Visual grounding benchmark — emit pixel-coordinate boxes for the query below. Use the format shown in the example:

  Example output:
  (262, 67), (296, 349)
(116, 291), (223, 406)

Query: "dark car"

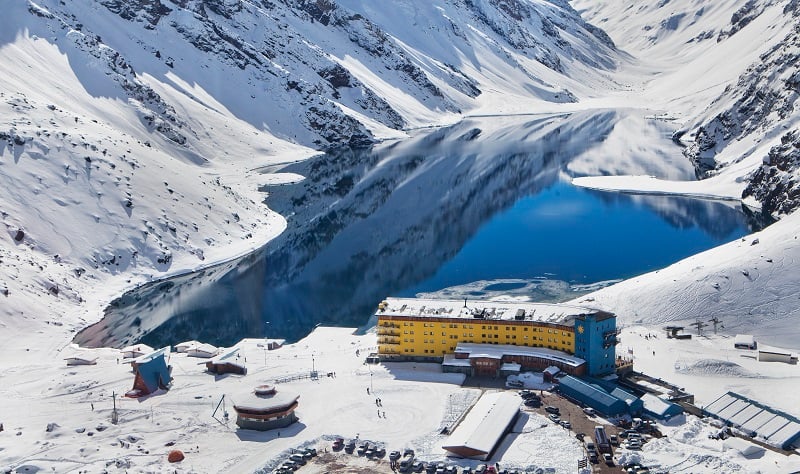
(545, 406), (560, 415)
(411, 461), (424, 472)
(390, 450), (402, 460)
(344, 440), (356, 453)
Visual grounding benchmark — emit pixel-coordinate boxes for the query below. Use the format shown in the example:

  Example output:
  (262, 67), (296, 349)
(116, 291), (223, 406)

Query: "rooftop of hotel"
(376, 297), (611, 325)
(448, 342), (586, 368)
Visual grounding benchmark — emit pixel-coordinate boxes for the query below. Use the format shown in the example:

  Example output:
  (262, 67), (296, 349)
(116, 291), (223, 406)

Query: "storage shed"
(641, 393), (683, 420)
(206, 347), (247, 375)
(757, 349), (798, 364)
(442, 392), (520, 460)
(556, 375), (629, 417)
(734, 335), (756, 350)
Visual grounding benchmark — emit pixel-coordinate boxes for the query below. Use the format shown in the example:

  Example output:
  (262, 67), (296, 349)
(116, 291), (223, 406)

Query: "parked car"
(332, 438), (344, 450)
(289, 454), (306, 465)
(475, 464), (487, 474)
(304, 447), (317, 457)
(410, 461), (423, 472)
(586, 441), (596, 453)
(560, 420), (571, 429)
(588, 451), (598, 464)
(545, 406), (560, 415)
(583, 407), (596, 416)
(603, 453), (614, 465)
(507, 380), (524, 388)
(344, 440), (356, 453)
(548, 413), (560, 422)
(610, 435), (619, 446)
(390, 450), (402, 460)
(375, 447), (386, 458)
(524, 399), (541, 408)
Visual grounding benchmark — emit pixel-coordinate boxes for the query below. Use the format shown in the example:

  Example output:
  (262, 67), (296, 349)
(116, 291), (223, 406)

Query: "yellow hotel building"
(376, 297), (619, 376)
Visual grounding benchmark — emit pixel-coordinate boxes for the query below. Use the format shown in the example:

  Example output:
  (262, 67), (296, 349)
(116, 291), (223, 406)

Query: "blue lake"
(401, 181), (750, 295)
(75, 112), (764, 348)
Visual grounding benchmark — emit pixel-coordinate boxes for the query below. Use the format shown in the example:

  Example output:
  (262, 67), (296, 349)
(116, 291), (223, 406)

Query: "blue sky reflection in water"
(401, 182), (751, 296)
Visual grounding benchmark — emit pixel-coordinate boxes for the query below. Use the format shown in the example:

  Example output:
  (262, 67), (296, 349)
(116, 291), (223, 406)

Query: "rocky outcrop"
(743, 130), (800, 217)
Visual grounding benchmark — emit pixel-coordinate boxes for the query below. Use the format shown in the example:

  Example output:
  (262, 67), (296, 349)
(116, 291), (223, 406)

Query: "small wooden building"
(127, 347), (172, 398)
(206, 347), (247, 375)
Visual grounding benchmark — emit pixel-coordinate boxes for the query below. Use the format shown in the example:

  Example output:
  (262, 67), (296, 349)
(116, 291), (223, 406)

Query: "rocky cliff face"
(743, 130), (800, 217)
(684, 4), (800, 177)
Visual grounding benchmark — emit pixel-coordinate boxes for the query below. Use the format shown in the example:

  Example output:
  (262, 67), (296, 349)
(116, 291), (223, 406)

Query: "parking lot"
(521, 391), (625, 473)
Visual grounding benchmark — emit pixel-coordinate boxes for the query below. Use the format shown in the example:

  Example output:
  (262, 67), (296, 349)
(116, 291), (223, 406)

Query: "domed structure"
(233, 386), (299, 431)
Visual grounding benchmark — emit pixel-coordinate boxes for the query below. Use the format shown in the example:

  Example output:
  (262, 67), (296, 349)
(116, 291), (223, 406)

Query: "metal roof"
(442, 391), (520, 460)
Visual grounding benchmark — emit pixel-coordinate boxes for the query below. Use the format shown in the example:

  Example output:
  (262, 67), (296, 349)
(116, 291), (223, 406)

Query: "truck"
(594, 425), (612, 454)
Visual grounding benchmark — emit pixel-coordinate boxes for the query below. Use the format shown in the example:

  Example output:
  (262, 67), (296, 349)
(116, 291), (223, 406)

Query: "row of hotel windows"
(405, 330), (572, 337)
(400, 338), (571, 349)
(400, 343), (573, 353)
(405, 335), (569, 342)
(402, 321), (570, 335)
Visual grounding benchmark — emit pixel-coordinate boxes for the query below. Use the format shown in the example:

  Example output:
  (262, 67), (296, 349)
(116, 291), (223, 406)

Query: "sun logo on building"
(577, 325), (584, 334)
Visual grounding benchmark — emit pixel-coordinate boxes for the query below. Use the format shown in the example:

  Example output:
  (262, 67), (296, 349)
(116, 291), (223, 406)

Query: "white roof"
(442, 391), (520, 459)
(377, 297), (608, 325)
(501, 362), (521, 371)
(760, 416), (790, 439)
(442, 355), (472, 367)
(742, 411), (780, 434)
(729, 405), (764, 427)
(132, 346), (170, 364)
(717, 399), (750, 420)
(641, 393), (673, 417)
(233, 389), (299, 412)
(704, 393), (737, 415)
(455, 343), (585, 368)
(120, 344), (154, 357)
(187, 343), (219, 357)
(706, 392), (800, 448)
(734, 334), (755, 344)
(209, 347), (245, 368)
(175, 340), (200, 352)
(768, 420), (800, 446)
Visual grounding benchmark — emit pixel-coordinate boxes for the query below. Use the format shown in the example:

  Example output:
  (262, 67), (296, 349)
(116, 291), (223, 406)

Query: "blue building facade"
(557, 375), (629, 417)
(573, 311), (618, 376)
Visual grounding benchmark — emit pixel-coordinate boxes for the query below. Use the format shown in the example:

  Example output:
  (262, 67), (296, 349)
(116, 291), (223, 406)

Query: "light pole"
(264, 321), (271, 365)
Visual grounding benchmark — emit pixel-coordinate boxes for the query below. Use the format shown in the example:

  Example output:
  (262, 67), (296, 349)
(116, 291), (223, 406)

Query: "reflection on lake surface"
(75, 111), (763, 348)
